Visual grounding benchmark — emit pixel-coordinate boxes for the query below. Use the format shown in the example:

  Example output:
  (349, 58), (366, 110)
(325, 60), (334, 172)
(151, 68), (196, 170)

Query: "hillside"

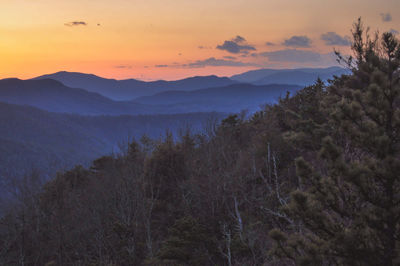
(0, 101), (224, 178)
(133, 83), (302, 113)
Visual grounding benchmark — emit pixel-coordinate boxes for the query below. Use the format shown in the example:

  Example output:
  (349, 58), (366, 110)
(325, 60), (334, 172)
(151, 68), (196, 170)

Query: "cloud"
(390, 29), (399, 35)
(216, 36), (256, 54)
(223, 56), (237, 60)
(265, 42), (275, 46)
(198, 45), (212, 49)
(155, 64), (169, 68)
(64, 21), (87, 27)
(186, 57), (257, 68)
(216, 41), (256, 54)
(232, 35), (246, 43)
(283, 35), (311, 47)
(114, 65), (132, 69)
(259, 49), (321, 62)
(381, 13), (392, 22)
(321, 32), (351, 46)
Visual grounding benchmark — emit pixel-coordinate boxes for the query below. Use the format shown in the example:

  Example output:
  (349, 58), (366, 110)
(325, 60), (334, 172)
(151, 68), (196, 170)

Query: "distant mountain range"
(33, 67), (348, 100)
(133, 83), (301, 113)
(0, 78), (301, 115)
(34, 72), (236, 100)
(231, 66), (349, 85)
(0, 78), (163, 115)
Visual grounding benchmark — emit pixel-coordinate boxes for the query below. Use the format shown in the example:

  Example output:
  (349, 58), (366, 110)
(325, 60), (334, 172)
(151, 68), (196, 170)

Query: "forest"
(0, 19), (399, 265)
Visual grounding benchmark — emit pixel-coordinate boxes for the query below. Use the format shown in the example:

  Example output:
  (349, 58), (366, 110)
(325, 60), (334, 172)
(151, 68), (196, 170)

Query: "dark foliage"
(0, 20), (398, 265)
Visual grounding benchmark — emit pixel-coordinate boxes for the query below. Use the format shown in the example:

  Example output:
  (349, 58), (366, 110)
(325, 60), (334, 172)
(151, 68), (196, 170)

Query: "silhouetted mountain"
(0, 101), (223, 178)
(0, 78), (164, 115)
(0, 78), (300, 115)
(34, 72), (237, 100)
(231, 67), (349, 85)
(133, 83), (302, 113)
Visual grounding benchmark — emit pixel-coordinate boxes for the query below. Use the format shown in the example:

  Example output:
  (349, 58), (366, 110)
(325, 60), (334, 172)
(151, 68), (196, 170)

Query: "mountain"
(0, 102), (107, 177)
(231, 67), (349, 86)
(0, 78), (300, 115)
(33, 72), (237, 100)
(133, 83), (302, 113)
(0, 78), (164, 115)
(0, 101), (223, 178)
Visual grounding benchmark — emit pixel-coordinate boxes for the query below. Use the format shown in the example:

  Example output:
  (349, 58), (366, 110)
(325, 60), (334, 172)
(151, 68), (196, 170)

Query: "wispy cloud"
(216, 36), (256, 54)
(321, 32), (351, 46)
(64, 21), (87, 27)
(265, 42), (275, 46)
(186, 57), (257, 68)
(223, 56), (237, 60)
(283, 35), (311, 48)
(381, 12), (392, 22)
(114, 65), (132, 69)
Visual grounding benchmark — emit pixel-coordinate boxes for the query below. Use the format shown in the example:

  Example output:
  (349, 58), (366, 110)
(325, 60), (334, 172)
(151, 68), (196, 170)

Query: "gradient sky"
(1, 0), (399, 80)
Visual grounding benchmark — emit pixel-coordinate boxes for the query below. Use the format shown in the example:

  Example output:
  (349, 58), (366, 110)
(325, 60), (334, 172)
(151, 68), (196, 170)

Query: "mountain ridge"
(32, 67), (347, 100)
(33, 72), (237, 100)
(231, 66), (349, 85)
(133, 83), (302, 113)
(0, 78), (301, 115)
(0, 78), (164, 115)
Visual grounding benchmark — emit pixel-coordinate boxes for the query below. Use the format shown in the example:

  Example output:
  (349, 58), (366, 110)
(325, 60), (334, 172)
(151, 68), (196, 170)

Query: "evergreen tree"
(270, 19), (400, 265)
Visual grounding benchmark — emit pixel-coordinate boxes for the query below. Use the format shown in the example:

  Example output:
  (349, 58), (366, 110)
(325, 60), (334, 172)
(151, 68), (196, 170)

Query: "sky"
(0, 0), (399, 80)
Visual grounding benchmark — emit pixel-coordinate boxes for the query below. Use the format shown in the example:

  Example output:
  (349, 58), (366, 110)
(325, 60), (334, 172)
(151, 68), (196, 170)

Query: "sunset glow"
(1, 0), (399, 80)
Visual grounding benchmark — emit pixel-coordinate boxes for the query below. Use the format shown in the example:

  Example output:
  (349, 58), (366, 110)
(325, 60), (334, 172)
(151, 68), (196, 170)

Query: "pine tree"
(274, 78), (328, 152)
(270, 19), (400, 265)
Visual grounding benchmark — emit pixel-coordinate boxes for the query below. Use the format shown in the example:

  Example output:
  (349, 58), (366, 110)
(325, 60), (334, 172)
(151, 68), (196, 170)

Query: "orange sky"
(0, 0), (399, 80)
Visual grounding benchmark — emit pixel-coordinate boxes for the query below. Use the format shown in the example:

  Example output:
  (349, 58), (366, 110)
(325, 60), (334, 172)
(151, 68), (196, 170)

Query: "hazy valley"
(0, 67), (346, 179)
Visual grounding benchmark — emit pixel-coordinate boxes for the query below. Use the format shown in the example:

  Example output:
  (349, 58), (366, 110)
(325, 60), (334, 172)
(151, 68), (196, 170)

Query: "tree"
(157, 216), (216, 265)
(270, 19), (400, 265)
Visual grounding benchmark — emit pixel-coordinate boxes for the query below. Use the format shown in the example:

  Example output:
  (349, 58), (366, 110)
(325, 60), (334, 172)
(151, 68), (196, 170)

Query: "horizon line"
(1, 65), (344, 82)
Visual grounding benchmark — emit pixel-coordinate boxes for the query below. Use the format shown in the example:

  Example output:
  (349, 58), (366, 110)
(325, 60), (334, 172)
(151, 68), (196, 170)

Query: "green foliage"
(274, 78), (328, 151)
(270, 19), (400, 265)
